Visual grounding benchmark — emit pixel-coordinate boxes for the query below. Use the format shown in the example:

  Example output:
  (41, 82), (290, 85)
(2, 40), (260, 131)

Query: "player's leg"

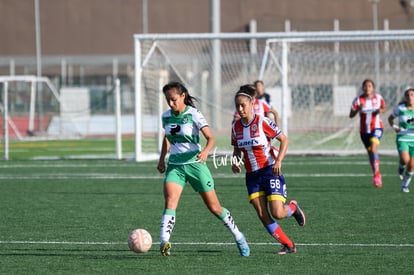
(398, 157), (407, 180)
(268, 199), (305, 226)
(401, 145), (414, 193)
(250, 196), (295, 254)
(159, 165), (186, 256)
(245, 167), (300, 254)
(361, 131), (382, 187)
(199, 190), (250, 256)
(370, 140), (382, 187)
(371, 129), (384, 186)
(160, 182), (183, 256)
(190, 162), (250, 256)
(264, 174), (306, 226)
(397, 141), (408, 180)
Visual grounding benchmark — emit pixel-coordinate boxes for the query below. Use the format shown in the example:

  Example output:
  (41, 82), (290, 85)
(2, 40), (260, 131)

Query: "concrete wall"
(1, 0), (413, 56)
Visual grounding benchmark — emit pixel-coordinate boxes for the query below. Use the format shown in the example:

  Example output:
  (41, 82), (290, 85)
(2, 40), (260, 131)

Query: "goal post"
(133, 30), (414, 161)
(0, 75), (125, 160)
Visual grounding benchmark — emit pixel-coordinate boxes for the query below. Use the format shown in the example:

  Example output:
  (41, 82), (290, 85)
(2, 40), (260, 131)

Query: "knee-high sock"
(370, 153), (380, 175)
(218, 207), (243, 241)
(266, 222), (293, 247)
(160, 209), (176, 243)
(403, 171), (413, 187)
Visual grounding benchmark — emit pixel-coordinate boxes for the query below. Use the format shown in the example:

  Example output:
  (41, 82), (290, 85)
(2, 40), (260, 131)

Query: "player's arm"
(349, 106), (360, 118)
(270, 107), (280, 127)
(388, 113), (400, 132)
(378, 99), (387, 114)
(349, 98), (360, 118)
(273, 132), (288, 176)
(198, 126), (215, 163)
(157, 135), (170, 173)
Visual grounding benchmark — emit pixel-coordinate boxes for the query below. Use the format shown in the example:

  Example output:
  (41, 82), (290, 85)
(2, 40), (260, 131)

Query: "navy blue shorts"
(245, 165), (287, 203)
(360, 128), (383, 149)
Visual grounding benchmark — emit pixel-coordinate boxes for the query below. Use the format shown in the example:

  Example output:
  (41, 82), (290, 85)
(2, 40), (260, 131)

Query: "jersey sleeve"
(379, 95), (386, 108)
(231, 121), (238, 146)
(260, 99), (271, 113)
(391, 105), (401, 118)
(193, 108), (209, 129)
(262, 117), (281, 139)
(161, 110), (169, 129)
(351, 96), (360, 111)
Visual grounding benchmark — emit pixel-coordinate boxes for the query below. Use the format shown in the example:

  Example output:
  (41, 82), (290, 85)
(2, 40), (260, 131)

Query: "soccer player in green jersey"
(157, 81), (250, 256)
(388, 88), (414, 193)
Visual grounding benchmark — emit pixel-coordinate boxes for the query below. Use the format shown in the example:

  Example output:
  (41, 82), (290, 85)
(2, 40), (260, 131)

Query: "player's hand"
(392, 125), (401, 132)
(372, 108), (380, 115)
(232, 163), (241, 173)
(272, 160), (282, 176)
(196, 150), (208, 163)
(157, 160), (166, 173)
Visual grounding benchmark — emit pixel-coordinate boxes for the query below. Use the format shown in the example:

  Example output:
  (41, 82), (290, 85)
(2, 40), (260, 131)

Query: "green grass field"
(1, 155), (414, 274)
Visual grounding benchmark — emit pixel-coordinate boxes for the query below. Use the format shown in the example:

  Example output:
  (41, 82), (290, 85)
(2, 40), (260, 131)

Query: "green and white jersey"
(162, 105), (208, 165)
(391, 103), (414, 142)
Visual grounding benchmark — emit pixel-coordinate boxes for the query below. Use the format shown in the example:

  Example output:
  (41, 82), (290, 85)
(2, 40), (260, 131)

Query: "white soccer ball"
(128, 228), (152, 253)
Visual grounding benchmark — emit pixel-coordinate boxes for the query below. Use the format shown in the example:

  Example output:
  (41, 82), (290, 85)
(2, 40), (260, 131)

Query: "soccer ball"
(128, 228), (152, 253)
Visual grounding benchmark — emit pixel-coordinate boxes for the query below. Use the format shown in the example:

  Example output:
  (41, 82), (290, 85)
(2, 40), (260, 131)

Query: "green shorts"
(396, 138), (414, 157)
(164, 162), (215, 192)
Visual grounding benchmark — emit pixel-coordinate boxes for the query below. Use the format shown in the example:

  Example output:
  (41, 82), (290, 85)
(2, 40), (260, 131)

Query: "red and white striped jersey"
(231, 114), (281, 173)
(351, 93), (385, 133)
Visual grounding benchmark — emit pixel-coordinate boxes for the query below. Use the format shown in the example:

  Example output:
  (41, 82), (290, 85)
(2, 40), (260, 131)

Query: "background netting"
(137, 35), (414, 156)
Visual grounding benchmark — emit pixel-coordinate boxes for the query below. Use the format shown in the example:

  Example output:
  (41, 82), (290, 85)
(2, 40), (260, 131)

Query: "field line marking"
(1, 240), (413, 247)
(0, 173), (401, 180)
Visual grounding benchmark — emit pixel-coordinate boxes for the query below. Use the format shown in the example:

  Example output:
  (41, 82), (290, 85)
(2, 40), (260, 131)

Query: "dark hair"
(254, 80), (264, 86)
(162, 81), (197, 108)
(239, 84), (256, 93)
(235, 84), (256, 100)
(399, 87), (414, 105)
(362, 79), (375, 89)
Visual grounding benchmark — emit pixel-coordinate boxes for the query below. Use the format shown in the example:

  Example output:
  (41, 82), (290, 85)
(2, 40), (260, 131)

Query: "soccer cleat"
(290, 200), (306, 226)
(373, 174), (382, 188)
(276, 244), (297, 255)
(160, 241), (171, 256)
(235, 234), (250, 256)
(398, 166), (405, 180)
(402, 185), (410, 193)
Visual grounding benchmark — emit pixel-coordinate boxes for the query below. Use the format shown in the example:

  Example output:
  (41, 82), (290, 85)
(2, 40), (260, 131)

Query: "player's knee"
(257, 211), (273, 225)
(270, 207), (286, 220)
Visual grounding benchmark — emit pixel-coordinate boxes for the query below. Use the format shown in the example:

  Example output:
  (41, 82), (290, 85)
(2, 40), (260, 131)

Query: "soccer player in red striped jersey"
(350, 79), (387, 187)
(231, 85), (306, 255)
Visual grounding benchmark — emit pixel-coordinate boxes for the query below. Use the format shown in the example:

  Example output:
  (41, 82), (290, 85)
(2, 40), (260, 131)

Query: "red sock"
(288, 203), (296, 214)
(273, 226), (294, 247)
(375, 159), (380, 175)
(371, 159), (380, 175)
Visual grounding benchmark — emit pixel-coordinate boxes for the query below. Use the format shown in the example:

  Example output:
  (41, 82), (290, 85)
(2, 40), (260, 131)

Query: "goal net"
(0, 76), (125, 160)
(133, 31), (414, 160)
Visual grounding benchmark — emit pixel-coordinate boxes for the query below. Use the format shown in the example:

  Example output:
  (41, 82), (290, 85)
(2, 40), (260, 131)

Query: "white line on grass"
(1, 240), (413, 247)
(0, 173), (400, 180)
(0, 161), (399, 169)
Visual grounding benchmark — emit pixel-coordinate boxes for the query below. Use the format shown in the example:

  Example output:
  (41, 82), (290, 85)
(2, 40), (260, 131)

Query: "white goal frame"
(0, 75), (124, 160)
(133, 30), (414, 161)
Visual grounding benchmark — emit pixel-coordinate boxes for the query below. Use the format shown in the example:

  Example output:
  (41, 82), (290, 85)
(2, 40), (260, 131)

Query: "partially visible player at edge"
(254, 80), (280, 126)
(231, 85), (306, 255)
(156, 81), (250, 257)
(349, 79), (387, 188)
(388, 88), (414, 193)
